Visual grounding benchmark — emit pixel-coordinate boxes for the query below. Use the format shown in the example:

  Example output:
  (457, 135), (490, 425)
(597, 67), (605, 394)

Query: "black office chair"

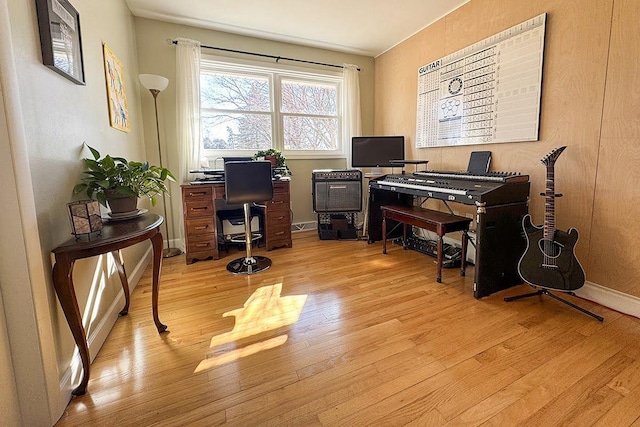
(224, 160), (273, 274)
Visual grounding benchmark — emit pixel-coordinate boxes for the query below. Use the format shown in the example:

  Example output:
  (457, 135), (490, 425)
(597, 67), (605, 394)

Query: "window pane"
(283, 116), (338, 150)
(201, 72), (270, 112)
(281, 80), (337, 115)
(202, 113), (272, 150)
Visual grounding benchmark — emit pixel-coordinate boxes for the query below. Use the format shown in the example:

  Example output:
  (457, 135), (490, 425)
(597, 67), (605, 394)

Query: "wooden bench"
(381, 205), (472, 283)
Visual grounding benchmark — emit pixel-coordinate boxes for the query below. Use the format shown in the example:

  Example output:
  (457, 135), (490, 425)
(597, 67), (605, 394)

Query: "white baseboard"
(58, 245), (153, 396)
(575, 281), (640, 319)
(169, 237), (185, 252)
(292, 221), (317, 232)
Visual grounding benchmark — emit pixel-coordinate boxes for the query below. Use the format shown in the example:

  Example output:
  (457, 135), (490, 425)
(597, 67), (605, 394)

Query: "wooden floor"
(55, 231), (640, 426)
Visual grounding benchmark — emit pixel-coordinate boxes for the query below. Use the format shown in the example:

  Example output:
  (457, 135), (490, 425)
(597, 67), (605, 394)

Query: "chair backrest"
(224, 160), (274, 205)
(223, 156), (253, 164)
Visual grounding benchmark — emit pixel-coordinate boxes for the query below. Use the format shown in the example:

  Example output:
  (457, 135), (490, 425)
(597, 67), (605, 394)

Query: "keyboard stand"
(389, 159), (429, 174)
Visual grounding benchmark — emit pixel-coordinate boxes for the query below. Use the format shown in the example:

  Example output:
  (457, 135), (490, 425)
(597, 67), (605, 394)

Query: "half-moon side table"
(52, 213), (167, 396)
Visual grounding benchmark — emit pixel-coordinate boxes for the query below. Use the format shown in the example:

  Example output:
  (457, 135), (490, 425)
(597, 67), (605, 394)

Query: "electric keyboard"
(370, 172), (529, 206)
(374, 175), (468, 196)
(367, 170), (531, 300)
(414, 170), (527, 183)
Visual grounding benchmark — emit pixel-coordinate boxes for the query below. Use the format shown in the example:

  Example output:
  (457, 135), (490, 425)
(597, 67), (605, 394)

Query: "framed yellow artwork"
(103, 43), (130, 132)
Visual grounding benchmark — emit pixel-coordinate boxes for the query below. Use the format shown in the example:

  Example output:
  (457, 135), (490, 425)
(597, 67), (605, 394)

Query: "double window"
(200, 58), (343, 159)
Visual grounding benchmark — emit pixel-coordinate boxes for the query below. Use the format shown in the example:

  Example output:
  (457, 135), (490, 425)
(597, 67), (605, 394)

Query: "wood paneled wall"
(375, 0), (640, 297)
(589, 0), (640, 293)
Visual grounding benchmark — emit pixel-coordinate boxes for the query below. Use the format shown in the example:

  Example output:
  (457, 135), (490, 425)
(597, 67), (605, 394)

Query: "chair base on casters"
(504, 287), (604, 322)
(226, 255), (272, 275)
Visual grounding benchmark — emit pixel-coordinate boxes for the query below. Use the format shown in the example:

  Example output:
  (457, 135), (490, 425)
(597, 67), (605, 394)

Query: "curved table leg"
(150, 231), (168, 333)
(52, 256), (90, 396)
(111, 250), (130, 315)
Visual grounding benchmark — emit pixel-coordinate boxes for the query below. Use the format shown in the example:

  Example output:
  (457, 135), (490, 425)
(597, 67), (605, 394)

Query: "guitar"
(517, 146), (586, 291)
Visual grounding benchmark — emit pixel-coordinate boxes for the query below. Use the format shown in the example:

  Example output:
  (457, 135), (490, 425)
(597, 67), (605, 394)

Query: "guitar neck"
(544, 165), (556, 239)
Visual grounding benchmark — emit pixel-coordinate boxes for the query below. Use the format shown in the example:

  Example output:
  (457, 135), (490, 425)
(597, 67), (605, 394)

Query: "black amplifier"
(312, 169), (362, 212)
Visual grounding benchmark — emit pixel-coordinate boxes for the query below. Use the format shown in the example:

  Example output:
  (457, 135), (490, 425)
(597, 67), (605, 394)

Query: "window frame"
(200, 55), (345, 163)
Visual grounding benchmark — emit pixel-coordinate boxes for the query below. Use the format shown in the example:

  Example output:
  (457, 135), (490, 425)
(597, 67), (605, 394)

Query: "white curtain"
(175, 38), (201, 183)
(343, 64), (362, 169)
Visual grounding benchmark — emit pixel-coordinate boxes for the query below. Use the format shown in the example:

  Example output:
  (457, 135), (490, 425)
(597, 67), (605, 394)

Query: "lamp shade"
(139, 74), (169, 92)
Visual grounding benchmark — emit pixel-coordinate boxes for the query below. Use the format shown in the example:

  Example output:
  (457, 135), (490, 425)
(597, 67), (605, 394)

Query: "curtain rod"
(169, 39), (360, 71)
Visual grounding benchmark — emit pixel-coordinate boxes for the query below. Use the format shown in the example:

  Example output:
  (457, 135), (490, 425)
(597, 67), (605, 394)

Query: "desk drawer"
(265, 197), (289, 212)
(186, 217), (215, 235)
(186, 233), (217, 253)
(183, 186), (213, 200)
(267, 224), (291, 240)
(265, 221), (291, 251)
(266, 210), (289, 224)
(185, 200), (214, 218)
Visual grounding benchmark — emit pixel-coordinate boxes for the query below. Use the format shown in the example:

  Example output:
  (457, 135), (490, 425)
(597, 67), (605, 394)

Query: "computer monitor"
(351, 136), (405, 168)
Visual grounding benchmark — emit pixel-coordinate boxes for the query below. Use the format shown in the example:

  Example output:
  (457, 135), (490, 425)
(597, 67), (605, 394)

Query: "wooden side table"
(52, 213), (167, 396)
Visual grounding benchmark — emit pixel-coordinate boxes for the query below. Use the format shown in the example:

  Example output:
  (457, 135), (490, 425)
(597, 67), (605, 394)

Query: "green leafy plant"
(73, 144), (176, 207)
(253, 148), (291, 176)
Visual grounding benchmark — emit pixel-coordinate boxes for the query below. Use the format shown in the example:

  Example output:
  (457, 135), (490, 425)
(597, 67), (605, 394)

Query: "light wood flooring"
(55, 231), (640, 426)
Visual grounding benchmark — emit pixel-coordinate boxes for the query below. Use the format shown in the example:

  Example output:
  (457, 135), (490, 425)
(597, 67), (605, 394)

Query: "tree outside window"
(200, 61), (342, 158)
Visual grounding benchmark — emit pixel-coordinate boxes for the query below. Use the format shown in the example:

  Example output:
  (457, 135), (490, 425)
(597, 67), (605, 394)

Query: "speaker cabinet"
(312, 170), (362, 212)
(473, 202), (528, 298)
(366, 186), (412, 242)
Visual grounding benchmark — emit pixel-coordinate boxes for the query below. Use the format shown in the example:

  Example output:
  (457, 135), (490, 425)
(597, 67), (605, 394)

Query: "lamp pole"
(139, 74), (181, 258)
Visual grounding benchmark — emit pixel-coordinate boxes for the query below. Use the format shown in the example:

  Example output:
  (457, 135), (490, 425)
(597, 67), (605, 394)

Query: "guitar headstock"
(541, 146), (567, 167)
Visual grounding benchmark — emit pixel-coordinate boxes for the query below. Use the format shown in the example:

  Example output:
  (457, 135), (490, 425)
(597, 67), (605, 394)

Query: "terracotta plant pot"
(264, 155), (277, 168)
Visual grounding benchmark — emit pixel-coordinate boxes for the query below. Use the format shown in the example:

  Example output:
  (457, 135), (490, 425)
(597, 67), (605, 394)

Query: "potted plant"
(73, 144), (176, 214)
(253, 148), (291, 176)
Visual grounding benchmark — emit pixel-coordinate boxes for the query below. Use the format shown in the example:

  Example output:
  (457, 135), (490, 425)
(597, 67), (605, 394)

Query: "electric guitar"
(517, 146), (585, 291)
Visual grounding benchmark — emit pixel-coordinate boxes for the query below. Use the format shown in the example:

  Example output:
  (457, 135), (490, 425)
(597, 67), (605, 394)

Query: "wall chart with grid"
(415, 13), (546, 148)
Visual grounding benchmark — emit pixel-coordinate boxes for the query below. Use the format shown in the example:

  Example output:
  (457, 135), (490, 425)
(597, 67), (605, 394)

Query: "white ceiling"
(125, 0), (470, 57)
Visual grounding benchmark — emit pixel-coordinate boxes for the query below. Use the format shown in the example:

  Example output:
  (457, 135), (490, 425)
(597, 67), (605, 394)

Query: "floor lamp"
(139, 73), (182, 258)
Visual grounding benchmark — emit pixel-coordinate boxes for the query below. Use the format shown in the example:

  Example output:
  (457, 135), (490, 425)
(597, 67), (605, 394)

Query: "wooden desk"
(52, 213), (166, 396)
(381, 205), (471, 283)
(181, 180), (292, 264)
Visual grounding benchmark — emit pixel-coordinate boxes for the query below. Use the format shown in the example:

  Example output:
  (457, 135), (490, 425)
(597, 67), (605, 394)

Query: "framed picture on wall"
(102, 44), (130, 132)
(35, 0), (85, 85)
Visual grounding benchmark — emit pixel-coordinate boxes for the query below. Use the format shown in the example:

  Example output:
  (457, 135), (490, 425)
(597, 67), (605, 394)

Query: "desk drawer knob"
(271, 200), (284, 205)
(191, 207), (208, 212)
(194, 243), (211, 248)
(275, 231), (285, 236)
(189, 191), (207, 196)
(194, 225), (209, 230)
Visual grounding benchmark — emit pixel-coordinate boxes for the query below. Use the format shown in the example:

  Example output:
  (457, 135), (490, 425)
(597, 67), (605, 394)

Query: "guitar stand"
(504, 287), (604, 322)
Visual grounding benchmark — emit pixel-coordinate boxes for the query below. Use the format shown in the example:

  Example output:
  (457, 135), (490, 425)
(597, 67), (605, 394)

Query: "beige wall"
(134, 17), (375, 227)
(589, 0), (640, 293)
(3, 0), (150, 424)
(375, 0), (640, 298)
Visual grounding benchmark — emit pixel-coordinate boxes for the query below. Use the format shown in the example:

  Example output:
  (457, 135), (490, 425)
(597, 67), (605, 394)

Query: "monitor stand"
(367, 167), (383, 177)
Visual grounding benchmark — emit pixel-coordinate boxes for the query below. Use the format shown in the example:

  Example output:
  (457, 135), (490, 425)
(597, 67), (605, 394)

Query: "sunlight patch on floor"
(195, 282), (307, 373)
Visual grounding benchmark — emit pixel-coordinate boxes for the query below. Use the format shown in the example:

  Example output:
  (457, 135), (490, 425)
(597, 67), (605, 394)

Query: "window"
(200, 58), (343, 159)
